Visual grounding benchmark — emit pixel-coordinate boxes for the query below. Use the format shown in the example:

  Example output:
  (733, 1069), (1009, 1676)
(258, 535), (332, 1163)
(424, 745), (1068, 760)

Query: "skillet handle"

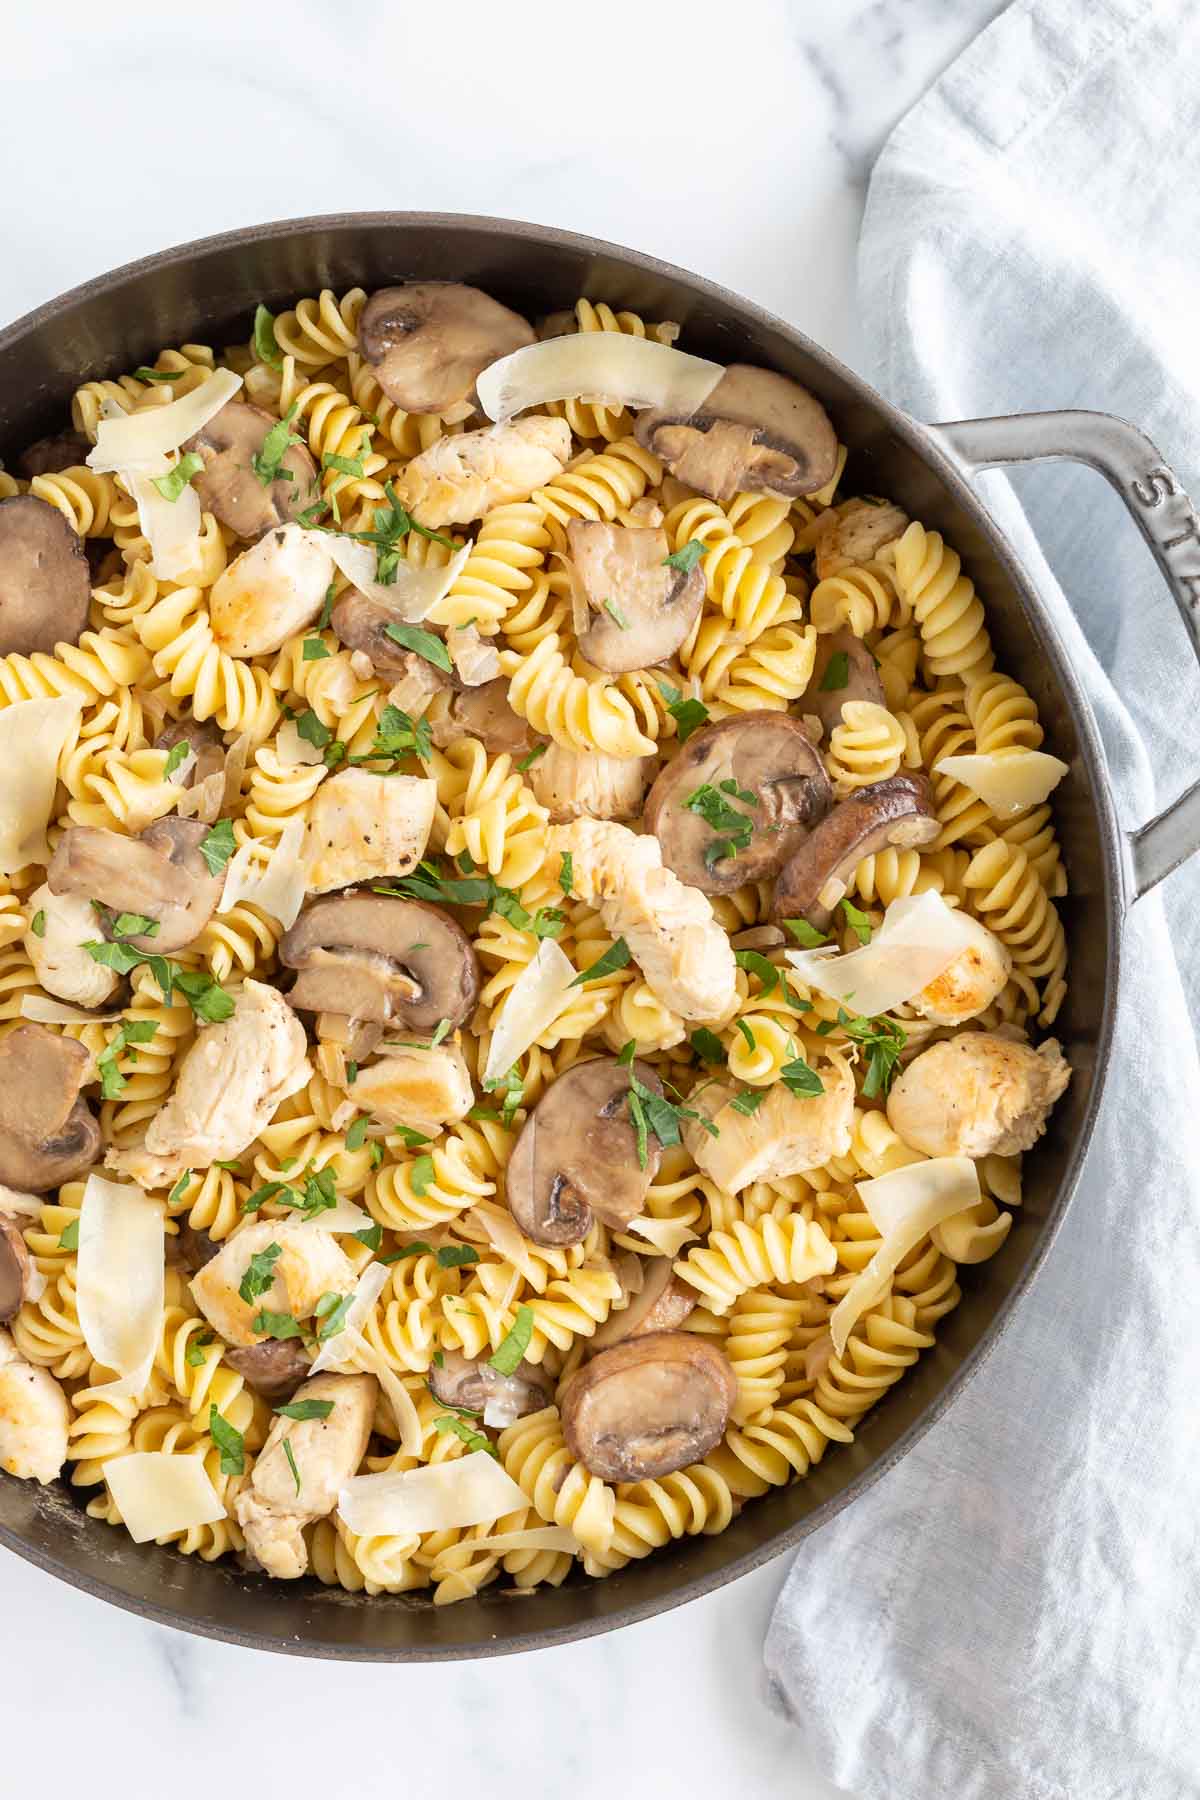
(926, 409), (1200, 901)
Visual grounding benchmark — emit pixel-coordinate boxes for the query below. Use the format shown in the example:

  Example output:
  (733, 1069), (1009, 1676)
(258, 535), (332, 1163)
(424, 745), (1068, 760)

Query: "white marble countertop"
(0, 3), (1005, 1794)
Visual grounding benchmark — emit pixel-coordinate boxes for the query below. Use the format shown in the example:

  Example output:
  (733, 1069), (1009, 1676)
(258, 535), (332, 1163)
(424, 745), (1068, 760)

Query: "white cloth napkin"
(764, 5), (1200, 1797)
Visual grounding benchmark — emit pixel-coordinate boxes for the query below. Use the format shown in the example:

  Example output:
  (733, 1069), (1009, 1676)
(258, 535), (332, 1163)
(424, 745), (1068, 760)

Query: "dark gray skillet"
(1, 212), (1197, 1660)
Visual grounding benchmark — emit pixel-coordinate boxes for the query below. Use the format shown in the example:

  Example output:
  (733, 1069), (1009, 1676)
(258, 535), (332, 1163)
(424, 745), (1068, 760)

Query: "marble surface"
(0, 3), (1005, 1795)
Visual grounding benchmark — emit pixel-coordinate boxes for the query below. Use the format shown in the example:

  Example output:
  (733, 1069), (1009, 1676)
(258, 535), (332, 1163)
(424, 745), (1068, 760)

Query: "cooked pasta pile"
(0, 285), (1072, 1604)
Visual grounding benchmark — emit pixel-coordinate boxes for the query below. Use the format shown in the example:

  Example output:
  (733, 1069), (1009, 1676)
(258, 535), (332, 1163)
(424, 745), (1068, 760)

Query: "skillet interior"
(0, 213), (1120, 1659)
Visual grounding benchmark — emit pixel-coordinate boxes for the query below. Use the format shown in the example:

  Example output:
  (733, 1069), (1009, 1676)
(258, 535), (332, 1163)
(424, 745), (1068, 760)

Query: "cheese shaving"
(477, 333), (724, 424)
(20, 994), (123, 1026)
(301, 1195), (370, 1235)
(0, 697), (83, 876)
(338, 1449), (529, 1536)
(76, 1173), (165, 1396)
(102, 1451), (226, 1544)
(628, 1215), (699, 1257)
(308, 1260), (389, 1378)
(829, 1157), (980, 1355)
(933, 750), (1070, 817)
(324, 534), (472, 623)
(126, 461), (203, 582)
(785, 891), (984, 1018)
(86, 368), (242, 473)
(217, 812), (308, 928)
(483, 938), (578, 1085)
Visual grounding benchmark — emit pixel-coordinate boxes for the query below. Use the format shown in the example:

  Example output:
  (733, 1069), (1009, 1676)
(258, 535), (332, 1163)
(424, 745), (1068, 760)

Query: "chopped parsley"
(133, 365), (183, 383)
(780, 1053), (825, 1098)
(359, 702), (432, 764)
(482, 1064), (524, 1128)
(111, 912), (158, 939)
(315, 1291), (355, 1341)
(30, 909), (46, 938)
(818, 651), (851, 692)
(735, 1018), (757, 1052)
(198, 818), (236, 876)
(354, 1222), (383, 1253)
(603, 598), (629, 630)
(185, 1331), (214, 1369)
(489, 1305), (534, 1376)
(783, 917), (829, 948)
(317, 581), (336, 632)
(382, 621), (453, 672)
(163, 740), (190, 779)
(322, 430), (371, 481)
(209, 1406), (244, 1476)
(242, 1167), (337, 1221)
(663, 537), (706, 574)
(167, 1170), (192, 1206)
(172, 969), (236, 1023)
(624, 1064), (717, 1170)
(729, 1087), (768, 1116)
(58, 1219), (80, 1251)
(409, 1154), (436, 1197)
(239, 1243), (283, 1305)
(517, 743), (547, 773)
(840, 898), (873, 945)
(301, 636), (331, 661)
(734, 948), (781, 998)
(96, 1017), (160, 1099)
(838, 1008), (907, 1098)
(569, 937), (631, 986)
(345, 1115), (370, 1152)
(657, 681), (709, 745)
(275, 1398), (335, 1422)
(282, 1437), (302, 1495)
(83, 940), (233, 1022)
(433, 1414), (496, 1456)
(295, 708), (333, 751)
(558, 850), (574, 897)
(684, 783), (756, 867)
(689, 1027), (727, 1065)
(151, 453), (204, 504)
(252, 1309), (305, 1340)
(349, 479), (454, 584)
(390, 1123), (432, 1149)
(253, 303), (283, 369)
(251, 401), (303, 486)
(435, 1245), (480, 1269)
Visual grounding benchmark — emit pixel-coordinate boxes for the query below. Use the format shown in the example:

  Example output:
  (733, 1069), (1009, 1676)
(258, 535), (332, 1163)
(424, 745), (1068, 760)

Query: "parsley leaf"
(734, 948), (780, 998)
(783, 918), (829, 948)
(840, 898), (873, 945)
(433, 1414), (497, 1457)
(838, 1008), (907, 1098)
(167, 1170), (192, 1206)
(624, 1068), (716, 1167)
(282, 1437), (302, 1495)
(275, 1398), (335, 1422)
(345, 1115), (370, 1152)
(252, 401), (303, 486)
(663, 537), (705, 573)
(111, 912), (159, 939)
(657, 681), (709, 745)
(689, 1027), (727, 1064)
(151, 453), (204, 504)
(436, 1246), (480, 1269)
(489, 1305), (534, 1376)
(730, 1086), (768, 1116)
(363, 702), (432, 764)
(301, 636), (330, 661)
(315, 1291), (355, 1341)
(209, 1406), (245, 1476)
(58, 1219), (79, 1251)
(317, 581), (336, 632)
(252, 1308), (305, 1340)
(684, 783), (755, 857)
(517, 743), (547, 773)
(347, 479), (454, 583)
(735, 1018), (757, 1052)
(253, 303), (283, 369)
(30, 909), (46, 938)
(558, 850), (574, 896)
(133, 365), (183, 383)
(163, 740), (190, 779)
(570, 937), (631, 985)
(239, 1242), (283, 1305)
(172, 969), (236, 1024)
(185, 1330), (214, 1369)
(603, 598), (629, 629)
(322, 431), (371, 480)
(296, 708), (333, 750)
(96, 1017), (160, 1099)
(354, 1222), (383, 1252)
(410, 1154), (436, 1197)
(198, 818), (236, 876)
(780, 1054), (825, 1098)
(382, 622), (452, 672)
(818, 651), (851, 692)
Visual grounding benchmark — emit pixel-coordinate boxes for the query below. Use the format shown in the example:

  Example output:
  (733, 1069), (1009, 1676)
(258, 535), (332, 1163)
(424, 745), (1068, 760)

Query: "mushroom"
(358, 283), (535, 414)
(635, 365), (839, 504)
(428, 1347), (551, 1428)
(48, 817), (225, 953)
(155, 717), (226, 790)
(0, 494), (91, 655)
(0, 1026), (100, 1193)
(561, 1331), (737, 1481)
(25, 884), (122, 1010)
(281, 893), (479, 1034)
(773, 774), (938, 930)
(588, 1257), (696, 1354)
(799, 628), (886, 739)
(813, 498), (908, 581)
(506, 1056), (663, 1248)
(330, 589), (454, 687)
(174, 1222), (221, 1274)
(645, 713), (831, 895)
(887, 1032), (1071, 1159)
(224, 1338), (311, 1401)
(567, 521), (705, 674)
(0, 1215), (33, 1323)
(436, 678), (532, 757)
(529, 742), (651, 823)
(184, 399), (318, 540)
(17, 431), (90, 478)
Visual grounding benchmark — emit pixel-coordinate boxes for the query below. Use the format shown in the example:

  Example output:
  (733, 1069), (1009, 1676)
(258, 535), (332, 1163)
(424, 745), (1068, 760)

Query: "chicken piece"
(210, 524), (334, 658)
(304, 769), (436, 895)
(887, 1031), (1071, 1158)
(813, 499), (909, 581)
(106, 980), (309, 1188)
(909, 918), (1013, 1027)
(393, 417), (572, 528)
(190, 1219), (358, 1348)
(530, 745), (653, 824)
(24, 884), (120, 1009)
(234, 1371), (375, 1579)
(548, 819), (737, 1023)
(682, 1063), (855, 1194)
(0, 1325), (70, 1484)
(349, 1042), (474, 1133)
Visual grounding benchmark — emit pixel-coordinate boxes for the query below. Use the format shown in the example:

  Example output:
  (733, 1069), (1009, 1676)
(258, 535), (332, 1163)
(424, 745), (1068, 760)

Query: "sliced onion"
(483, 938), (578, 1086)
(449, 625), (500, 687)
(785, 891), (986, 1018)
(86, 368), (243, 474)
(21, 994), (124, 1026)
(933, 751), (1070, 817)
(338, 1450), (529, 1535)
(478, 334), (724, 424)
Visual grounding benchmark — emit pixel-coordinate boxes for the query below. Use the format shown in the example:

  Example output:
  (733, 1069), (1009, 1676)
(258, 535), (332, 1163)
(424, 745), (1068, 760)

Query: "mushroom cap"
(48, 817), (225, 953)
(17, 431), (90, 479)
(224, 1339), (311, 1401)
(0, 1215), (33, 1323)
(427, 1348), (551, 1424)
(506, 1056), (663, 1247)
(799, 628), (886, 739)
(331, 591), (454, 685)
(358, 283), (534, 414)
(588, 1257), (696, 1353)
(0, 494), (91, 655)
(184, 399), (318, 541)
(280, 893), (479, 1034)
(174, 1222), (221, 1274)
(635, 365), (838, 504)
(645, 712), (832, 895)
(568, 521), (705, 675)
(0, 1025), (100, 1193)
(561, 1331), (737, 1481)
(442, 679), (532, 758)
(773, 773), (938, 929)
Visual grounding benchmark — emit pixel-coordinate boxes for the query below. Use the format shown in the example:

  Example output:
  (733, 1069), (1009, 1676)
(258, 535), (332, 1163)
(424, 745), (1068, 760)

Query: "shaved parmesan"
(628, 1215), (699, 1257)
(448, 624), (500, 687)
(86, 368), (242, 474)
(470, 1202), (547, 1287)
(302, 1194), (370, 1235)
(356, 1341), (423, 1457)
(325, 533), (472, 623)
(217, 812), (308, 928)
(829, 1157), (979, 1355)
(126, 462), (203, 581)
(431, 1524), (578, 1563)
(338, 1449), (529, 1536)
(103, 1451), (225, 1544)
(275, 719), (326, 767)
(308, 1259), (389, 1378)
(934, 751), (1070, 816)
(21, 994), (123, 1026)
(785, 891), (985, 1018)
(483, 938), (578, 1086)
(76, 1174), (164, 1396)
(0, 698), (83, 875)
(478, 333), (724, 425)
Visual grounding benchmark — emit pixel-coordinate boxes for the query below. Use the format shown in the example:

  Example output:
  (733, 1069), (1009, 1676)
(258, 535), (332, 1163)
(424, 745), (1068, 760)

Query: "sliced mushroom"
(428, 1347), (551, 1427)
(18, 431), (91, 479)
(174, 1222), (221, 1274)
(561, 1331), (737, 1481)
(773, 773), (938, 930)
(568, 521), (705, 674)
(0, 1026), (100, 1193)
(358, 284), (534, 414)
(588, 1257), (696, 1353)
(0, 1215), (33, 1322)
(813, 498), (908, 581)
(184, 399), (318, 540)
(330, 590), (454, 687)
(0, 494), (91, 655)
(436, 678), (532, 757)
(224, 1338), (311, 1401)
(635, 365), (838, 504)
(281, 893), (479, 1033)
(506, 1057), (663, 1248)
(48, 817), (225, 953)
(799, 629), (886, 739)
(645, 713), (831, 895)
(155, 717), (226, 790)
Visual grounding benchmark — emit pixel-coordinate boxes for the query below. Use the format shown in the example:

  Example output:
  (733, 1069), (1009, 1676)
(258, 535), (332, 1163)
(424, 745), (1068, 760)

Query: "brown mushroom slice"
(439, 679), (532, 757)
(0, 1026), (101, 1193)
(280, 894), (479, 1034)
(644, 713), (832, 895)
(155, 717), (227, 790)
(18, 431), (91, 478)
(0, 1215), (33, 1322)
(588, 1258), (696, 1353)
(567, 521), (705, 674)
(428, 1348), (551, 1426)
(635, 365), (838, 504)
(561, 1331), (737, 1481)
(174, 1222), (221, 1274)
(773, 774), (938, 930)
(506, 1057), (663, 1248)
(0, 494), (91, 655)
(331, 591), (454, 689)
(358, 284), (535, 414)
(48, 818), (224, 953)
(799, 629), (886, 739)
(224, 1338), (311, 1402)
(184, 399), (318, 540)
